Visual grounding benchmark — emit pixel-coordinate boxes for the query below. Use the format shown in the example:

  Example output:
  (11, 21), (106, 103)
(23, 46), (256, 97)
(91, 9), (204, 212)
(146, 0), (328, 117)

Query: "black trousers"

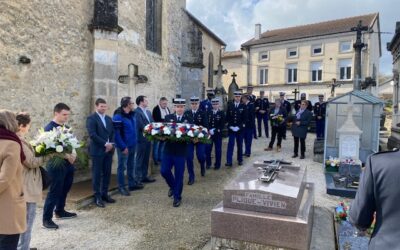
(293, 136), (306, 156)
(0, 234), (20, 250)
(268, 126), (283, 148)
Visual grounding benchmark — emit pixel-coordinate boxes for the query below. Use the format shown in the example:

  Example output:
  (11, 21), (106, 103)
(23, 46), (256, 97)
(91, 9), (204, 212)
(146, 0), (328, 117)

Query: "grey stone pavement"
(30, 133), (341, 249)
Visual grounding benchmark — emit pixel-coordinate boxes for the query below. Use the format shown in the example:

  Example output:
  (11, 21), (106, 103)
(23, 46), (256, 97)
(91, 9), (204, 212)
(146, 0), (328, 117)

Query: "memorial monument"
(211, 158), (314, 250)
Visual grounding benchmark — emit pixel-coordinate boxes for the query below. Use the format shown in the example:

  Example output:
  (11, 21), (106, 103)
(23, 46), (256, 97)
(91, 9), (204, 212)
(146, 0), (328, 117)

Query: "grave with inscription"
(211, 158), (314, 250)
(324, 90), (383, 198)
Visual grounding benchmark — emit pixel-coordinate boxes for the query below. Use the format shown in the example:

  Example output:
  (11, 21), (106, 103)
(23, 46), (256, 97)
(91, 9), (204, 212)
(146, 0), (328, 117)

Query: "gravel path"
(30, 133), (340, 249)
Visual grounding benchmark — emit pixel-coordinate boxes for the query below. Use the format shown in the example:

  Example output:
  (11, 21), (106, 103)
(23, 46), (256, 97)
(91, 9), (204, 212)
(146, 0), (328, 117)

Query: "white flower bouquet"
(30, 126), (82, 167)
(143, 122), (211, 144)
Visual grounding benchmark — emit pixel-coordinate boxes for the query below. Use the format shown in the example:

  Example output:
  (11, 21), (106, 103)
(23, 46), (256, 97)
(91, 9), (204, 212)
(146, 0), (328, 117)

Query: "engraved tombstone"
(211, 157), (314, 250)
(338, 103), (362, 161)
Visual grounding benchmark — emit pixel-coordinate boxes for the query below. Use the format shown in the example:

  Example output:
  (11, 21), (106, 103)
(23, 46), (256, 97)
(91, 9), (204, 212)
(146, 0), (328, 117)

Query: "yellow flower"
(35, 144), (45, 154)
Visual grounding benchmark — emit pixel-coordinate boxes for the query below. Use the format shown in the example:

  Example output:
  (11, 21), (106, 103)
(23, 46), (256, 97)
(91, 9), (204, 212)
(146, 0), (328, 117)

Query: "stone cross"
(118, 63), (148, 98)
(351, 20), (369, 90)
(292, 88), (299, 100)
(329, 78), (341, 97)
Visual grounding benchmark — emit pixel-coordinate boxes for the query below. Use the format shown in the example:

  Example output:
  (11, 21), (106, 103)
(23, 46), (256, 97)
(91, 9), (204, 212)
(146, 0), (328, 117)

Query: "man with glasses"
(113, 97), (142, 196)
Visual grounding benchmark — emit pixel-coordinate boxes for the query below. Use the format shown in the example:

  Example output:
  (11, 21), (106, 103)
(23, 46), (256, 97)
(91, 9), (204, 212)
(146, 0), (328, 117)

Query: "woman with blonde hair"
(0, 109), (26, 250)
(16, 112), (49, 250)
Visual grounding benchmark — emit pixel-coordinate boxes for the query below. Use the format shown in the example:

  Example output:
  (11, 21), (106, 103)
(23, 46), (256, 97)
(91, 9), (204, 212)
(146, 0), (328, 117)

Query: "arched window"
(146, 0), (162, 54)
(208, 52), (214, 87)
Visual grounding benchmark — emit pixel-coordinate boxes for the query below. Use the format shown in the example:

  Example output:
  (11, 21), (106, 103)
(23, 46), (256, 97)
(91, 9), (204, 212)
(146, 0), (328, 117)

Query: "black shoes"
(292, 154), (298, 158)
(168, 189), (173, 198)
(201, 169), (205, 177)
(225, 163), (232, 167)
(206, 165), (211, 169)
(188, 179), (194, 185)
(119, 188), (130, 196)
(95, 197), (105, 208)
(300, 155), (305, 159)
(55, 210), (77, 219)
(128, 183), (144, 191)
(173, 199), (181, 207)
(142, 177), (156, 183)
(244, 154), (250, 157)
(214, 166), (220, 170)
(43, 219), (59, 230)
(238, 161), (243, 166)
(102, 195), (116, 203)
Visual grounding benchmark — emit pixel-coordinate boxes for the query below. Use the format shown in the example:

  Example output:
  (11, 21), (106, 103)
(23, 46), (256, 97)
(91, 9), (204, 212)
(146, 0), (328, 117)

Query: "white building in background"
(222, 13), (381, 103)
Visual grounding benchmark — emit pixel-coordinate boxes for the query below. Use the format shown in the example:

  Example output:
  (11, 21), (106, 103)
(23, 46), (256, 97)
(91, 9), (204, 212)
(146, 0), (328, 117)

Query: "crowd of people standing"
(0, 87), (328, 249)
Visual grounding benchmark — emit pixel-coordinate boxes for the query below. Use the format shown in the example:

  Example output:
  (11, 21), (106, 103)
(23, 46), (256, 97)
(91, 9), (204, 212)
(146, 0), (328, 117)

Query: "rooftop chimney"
(255, 23), (261, 40)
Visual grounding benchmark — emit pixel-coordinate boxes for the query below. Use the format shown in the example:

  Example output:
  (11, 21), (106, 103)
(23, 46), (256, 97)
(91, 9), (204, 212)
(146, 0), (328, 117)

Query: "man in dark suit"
(161, 98), (190, 207)
(185, 97), (208, 184)
(350, 149), (400, 249)
(206, 98), (225, 170)
(86, 98), (115, 208)
(242, 94), (255, 157)
(294, 93), (313, 112)
(279, 92), (291, 140)
(291, 100), (312, 159)
(313, 94), (327, 139)
(265, 99), (287, 152)
(255, 90), (270, 138)
(225, 91), (247, 167)
(152, 97), (170, 165)
(135, 95), (156, 184)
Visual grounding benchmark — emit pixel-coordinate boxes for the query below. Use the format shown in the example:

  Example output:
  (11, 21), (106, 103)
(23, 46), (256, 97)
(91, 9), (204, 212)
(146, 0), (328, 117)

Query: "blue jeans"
(43, 164), (75, 220)
(117, 146), (138, 189)
(226, 131), (243, 164)
(18, 202), (36, 250)
(206, 134), (222, 168)
(161, 153), (185, 201)
(135, 141), (151, 182)
(152, 141), (165, 162)
(91, 152), (113, 198)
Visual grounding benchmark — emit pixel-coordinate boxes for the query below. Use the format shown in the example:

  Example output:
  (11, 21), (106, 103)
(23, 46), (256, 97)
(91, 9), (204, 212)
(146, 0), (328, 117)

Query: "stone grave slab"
(223, 164), (306, 217)
(211, 158), (314, 250)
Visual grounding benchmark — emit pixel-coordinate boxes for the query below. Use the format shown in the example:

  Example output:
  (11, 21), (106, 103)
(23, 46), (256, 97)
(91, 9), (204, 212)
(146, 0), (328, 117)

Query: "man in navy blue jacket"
(86, 98), (115, 208)
(225, 91), (247, 167)
(162, 98), (190, 207)
(113, 97), (142, 196)
(184, 96), (208, 184)
(42, 103), (77, 230)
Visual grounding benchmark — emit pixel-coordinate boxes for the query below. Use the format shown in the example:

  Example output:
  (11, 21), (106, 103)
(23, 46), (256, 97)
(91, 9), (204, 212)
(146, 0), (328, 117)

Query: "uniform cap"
(318, 94), (324, 97)
(234, 91), (242, 96)
(190, 96), (200, 102)
(173, 98), (186, 105)
(206, 88), (215, 94)
(279, 92), (285, 96)
(211, 98), (220, 104)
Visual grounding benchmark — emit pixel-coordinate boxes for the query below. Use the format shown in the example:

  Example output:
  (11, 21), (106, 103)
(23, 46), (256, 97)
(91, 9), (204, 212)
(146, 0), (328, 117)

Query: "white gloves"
(210, 128), (215, 135)
(229, 126), (240, 132)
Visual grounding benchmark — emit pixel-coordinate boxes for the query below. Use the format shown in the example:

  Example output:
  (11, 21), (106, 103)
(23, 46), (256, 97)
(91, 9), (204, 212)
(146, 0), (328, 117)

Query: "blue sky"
(187, 0), (398, 75)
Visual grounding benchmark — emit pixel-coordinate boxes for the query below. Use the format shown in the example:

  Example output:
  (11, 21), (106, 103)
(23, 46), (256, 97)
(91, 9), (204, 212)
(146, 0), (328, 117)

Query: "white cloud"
(187, 0), (399, 74)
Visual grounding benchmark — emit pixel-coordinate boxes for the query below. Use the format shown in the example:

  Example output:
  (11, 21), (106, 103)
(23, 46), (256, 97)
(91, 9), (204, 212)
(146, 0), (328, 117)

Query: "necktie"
(177, 116), (180, 122)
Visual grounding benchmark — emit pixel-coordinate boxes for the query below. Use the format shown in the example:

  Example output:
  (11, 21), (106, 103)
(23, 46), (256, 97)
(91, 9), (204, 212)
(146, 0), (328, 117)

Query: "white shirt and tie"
(96, 112), (107, 128)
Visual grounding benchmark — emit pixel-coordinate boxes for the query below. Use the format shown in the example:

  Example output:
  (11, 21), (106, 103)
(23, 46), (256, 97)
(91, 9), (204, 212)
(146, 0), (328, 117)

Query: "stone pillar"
(90, 0), (121, 115)
(93, 31), (119, 115)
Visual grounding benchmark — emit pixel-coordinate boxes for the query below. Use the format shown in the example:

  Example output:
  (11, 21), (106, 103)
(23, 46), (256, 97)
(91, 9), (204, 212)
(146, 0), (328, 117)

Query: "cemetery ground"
(31, 134), (341, 249)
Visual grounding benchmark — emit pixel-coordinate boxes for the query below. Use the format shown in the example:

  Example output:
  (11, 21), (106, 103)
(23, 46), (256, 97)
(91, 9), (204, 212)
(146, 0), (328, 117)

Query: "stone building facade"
(0, 0), (223, 141)
(222, 13), (381, 103)
(387, 22), (400, 149)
